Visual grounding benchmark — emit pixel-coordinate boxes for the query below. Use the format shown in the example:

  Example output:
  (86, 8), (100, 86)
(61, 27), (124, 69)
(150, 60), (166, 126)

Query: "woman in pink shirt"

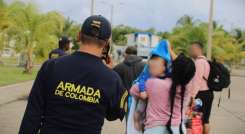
(189, 42), (213, 134)
(130, 54), (195, 134)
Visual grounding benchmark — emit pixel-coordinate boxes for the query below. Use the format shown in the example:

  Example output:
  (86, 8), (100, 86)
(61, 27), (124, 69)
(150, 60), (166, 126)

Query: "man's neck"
(195, 54), (204, 59)
(79, 44), (102, 57)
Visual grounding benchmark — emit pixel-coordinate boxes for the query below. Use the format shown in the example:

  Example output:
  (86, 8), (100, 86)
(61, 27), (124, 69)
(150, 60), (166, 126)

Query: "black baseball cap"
(59, 36), (70, 48)
(81, 15), (111, 41)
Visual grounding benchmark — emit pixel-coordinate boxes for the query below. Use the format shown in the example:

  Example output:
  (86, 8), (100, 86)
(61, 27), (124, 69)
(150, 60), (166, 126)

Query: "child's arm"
(130, 84), (148, 100)
(130, 84), (140, 97)
(139, 91), (148, 100)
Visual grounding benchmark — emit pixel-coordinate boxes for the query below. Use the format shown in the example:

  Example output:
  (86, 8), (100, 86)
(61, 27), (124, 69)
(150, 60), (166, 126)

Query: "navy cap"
(81, 15), (111, 41)
(59, 36), (70, 48)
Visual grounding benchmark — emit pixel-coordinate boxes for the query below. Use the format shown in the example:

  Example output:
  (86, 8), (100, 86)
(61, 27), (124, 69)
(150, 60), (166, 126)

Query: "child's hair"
(167, 53), (196, 134)
(150, 55), (167, 64)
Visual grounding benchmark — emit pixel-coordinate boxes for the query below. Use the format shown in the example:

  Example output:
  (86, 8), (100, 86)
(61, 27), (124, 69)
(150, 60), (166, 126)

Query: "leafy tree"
(176, 15), (194, 26)
(7, 2), (65, 73)
(1, 0), (244, 71)
(112, 25), (140, 45)
(0, 0), (7, 48)
(57, 18), (81, 50)
(166, 16), (207, 54)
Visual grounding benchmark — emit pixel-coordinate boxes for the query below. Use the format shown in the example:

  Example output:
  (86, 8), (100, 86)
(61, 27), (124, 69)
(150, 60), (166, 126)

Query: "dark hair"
(59, 38), (70, 49)
(125, 46), (137, 55)
(167, 54), (196, 134)
(191, 41), (204, 49)
(150, 54), (160, 59)
(81, 33), (108, 47)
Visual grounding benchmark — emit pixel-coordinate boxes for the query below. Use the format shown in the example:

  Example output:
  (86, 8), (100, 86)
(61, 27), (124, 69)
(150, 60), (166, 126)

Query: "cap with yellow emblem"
(81, 15), (111, 41)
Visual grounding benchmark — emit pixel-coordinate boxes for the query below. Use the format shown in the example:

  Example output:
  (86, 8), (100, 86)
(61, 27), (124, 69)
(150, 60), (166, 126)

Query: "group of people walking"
(18, 15), (230, 134)
(115, 41), (214, 134)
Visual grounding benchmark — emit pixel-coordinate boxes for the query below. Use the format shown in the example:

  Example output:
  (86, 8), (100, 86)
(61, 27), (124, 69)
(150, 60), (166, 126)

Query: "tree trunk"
(0, 57), (3, 66)
(24, 47), (33, 74)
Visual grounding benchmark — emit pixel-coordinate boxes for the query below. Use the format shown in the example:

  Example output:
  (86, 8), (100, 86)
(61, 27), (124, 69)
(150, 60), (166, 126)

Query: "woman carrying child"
(129, 40), (196, 134)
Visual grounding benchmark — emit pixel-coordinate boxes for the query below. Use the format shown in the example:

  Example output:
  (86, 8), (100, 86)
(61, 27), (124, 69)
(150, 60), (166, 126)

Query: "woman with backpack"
(189, 42), (213, 134)
(189, 42), (230, 134)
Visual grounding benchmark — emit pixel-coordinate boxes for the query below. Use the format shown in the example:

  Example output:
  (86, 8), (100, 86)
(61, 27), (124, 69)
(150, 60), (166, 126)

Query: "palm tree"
(7, 2), (64, 73)
(0, 0), (13, 64)
(176, 15), (194, 26)
(231, 28), (245, 44)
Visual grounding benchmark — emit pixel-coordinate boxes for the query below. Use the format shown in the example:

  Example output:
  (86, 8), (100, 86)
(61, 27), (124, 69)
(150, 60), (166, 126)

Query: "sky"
(7, 0), (245, 32)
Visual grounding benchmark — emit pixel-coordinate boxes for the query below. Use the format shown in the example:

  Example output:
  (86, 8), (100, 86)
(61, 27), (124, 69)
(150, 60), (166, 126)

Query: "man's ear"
(77, 31), (81, 42)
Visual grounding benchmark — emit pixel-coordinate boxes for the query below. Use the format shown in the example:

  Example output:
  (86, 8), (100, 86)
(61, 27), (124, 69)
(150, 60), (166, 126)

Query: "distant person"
(117, 49), (123, 61)
(114, 46), (145, 90)
(48, 36), (70, 59)
(19, 15), (127, 134)
(113, 46), (145, 133)
(190, 42), (213, 134)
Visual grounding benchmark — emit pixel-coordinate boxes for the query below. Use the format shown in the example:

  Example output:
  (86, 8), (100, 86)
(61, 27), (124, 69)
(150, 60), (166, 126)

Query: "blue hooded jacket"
(135, 40), (172, 92)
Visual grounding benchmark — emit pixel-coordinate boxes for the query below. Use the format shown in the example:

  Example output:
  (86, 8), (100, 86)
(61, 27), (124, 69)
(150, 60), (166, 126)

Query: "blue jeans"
(144, 126), (182, 134)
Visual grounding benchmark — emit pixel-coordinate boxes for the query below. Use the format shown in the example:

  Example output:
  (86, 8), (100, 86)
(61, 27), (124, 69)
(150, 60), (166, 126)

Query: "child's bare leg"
(134, 111), (142, 131)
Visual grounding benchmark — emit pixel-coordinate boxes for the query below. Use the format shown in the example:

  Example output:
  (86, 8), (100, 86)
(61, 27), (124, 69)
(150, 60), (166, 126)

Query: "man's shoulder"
(115, 62), (127, 67)
(101, 66), (121, 81)
(42, 54), (73, 69)
(114, 60), (145, 69)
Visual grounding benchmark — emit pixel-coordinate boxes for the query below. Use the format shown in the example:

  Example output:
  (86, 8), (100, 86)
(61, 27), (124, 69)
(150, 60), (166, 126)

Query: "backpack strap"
(218, 92), (222, 108)
(197, 57), (210, 84)
(228, 87), (231, 99)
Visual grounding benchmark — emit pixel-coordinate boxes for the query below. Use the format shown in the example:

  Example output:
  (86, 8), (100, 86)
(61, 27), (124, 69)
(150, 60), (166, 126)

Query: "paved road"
(0, 76), (245, 134)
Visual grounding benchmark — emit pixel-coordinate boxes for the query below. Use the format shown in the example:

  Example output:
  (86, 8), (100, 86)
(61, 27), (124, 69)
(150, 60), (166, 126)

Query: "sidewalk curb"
(0, 80), (33, 90)
(0, 81), (33, 106)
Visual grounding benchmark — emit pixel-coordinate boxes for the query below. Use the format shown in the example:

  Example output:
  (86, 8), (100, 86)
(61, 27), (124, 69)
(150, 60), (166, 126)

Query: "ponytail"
(167, 54), (196, 134)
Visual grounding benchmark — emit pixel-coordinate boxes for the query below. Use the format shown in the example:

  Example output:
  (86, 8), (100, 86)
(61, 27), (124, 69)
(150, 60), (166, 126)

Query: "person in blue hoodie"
(137, 40), (176, 98)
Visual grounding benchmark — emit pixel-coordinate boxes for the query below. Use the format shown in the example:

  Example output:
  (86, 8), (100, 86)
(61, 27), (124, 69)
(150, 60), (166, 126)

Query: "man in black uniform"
(19, 15), (128, 134)
(49, 36), (70, 59)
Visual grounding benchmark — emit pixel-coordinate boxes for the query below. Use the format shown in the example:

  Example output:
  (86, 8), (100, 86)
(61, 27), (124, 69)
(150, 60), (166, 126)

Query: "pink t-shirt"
(191, 56), (210, 97)
(130, 78), (192, 129)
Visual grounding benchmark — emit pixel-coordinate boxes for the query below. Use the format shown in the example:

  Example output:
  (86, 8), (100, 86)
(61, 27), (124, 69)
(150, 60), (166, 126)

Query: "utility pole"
(207, 0), (214, 60)
(110, 4), (114, 27)
(91, 0), (95, 15)
(99, 2), (124, 26)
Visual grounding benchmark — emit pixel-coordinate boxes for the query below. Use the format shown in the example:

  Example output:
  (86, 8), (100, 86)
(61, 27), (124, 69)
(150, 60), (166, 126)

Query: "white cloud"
(9, 0), (245, 31)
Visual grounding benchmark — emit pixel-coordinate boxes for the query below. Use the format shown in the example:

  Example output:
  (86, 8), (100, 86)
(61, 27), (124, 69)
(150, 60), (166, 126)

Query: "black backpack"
(204, 59), (231, 92)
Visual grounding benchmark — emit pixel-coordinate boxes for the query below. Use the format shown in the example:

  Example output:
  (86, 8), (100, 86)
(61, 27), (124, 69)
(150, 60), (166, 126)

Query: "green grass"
(1, 57), (45, 65)
(0, 65), (38, 86)
(1, 57), (18, 65)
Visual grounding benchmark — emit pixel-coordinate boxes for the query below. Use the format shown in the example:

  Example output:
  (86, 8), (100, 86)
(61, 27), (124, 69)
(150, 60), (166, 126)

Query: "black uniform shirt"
(19, 51), (128, 134)
(49, 48), (67, 59)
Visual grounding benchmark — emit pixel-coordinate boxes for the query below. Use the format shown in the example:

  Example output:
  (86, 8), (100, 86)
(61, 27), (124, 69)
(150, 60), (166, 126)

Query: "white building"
(125, 32), (160, 58)
(1, 48), (16, 57)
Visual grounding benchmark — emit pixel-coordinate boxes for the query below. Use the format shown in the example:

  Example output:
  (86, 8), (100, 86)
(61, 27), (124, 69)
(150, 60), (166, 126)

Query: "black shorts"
(196, 90), (214, 124)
